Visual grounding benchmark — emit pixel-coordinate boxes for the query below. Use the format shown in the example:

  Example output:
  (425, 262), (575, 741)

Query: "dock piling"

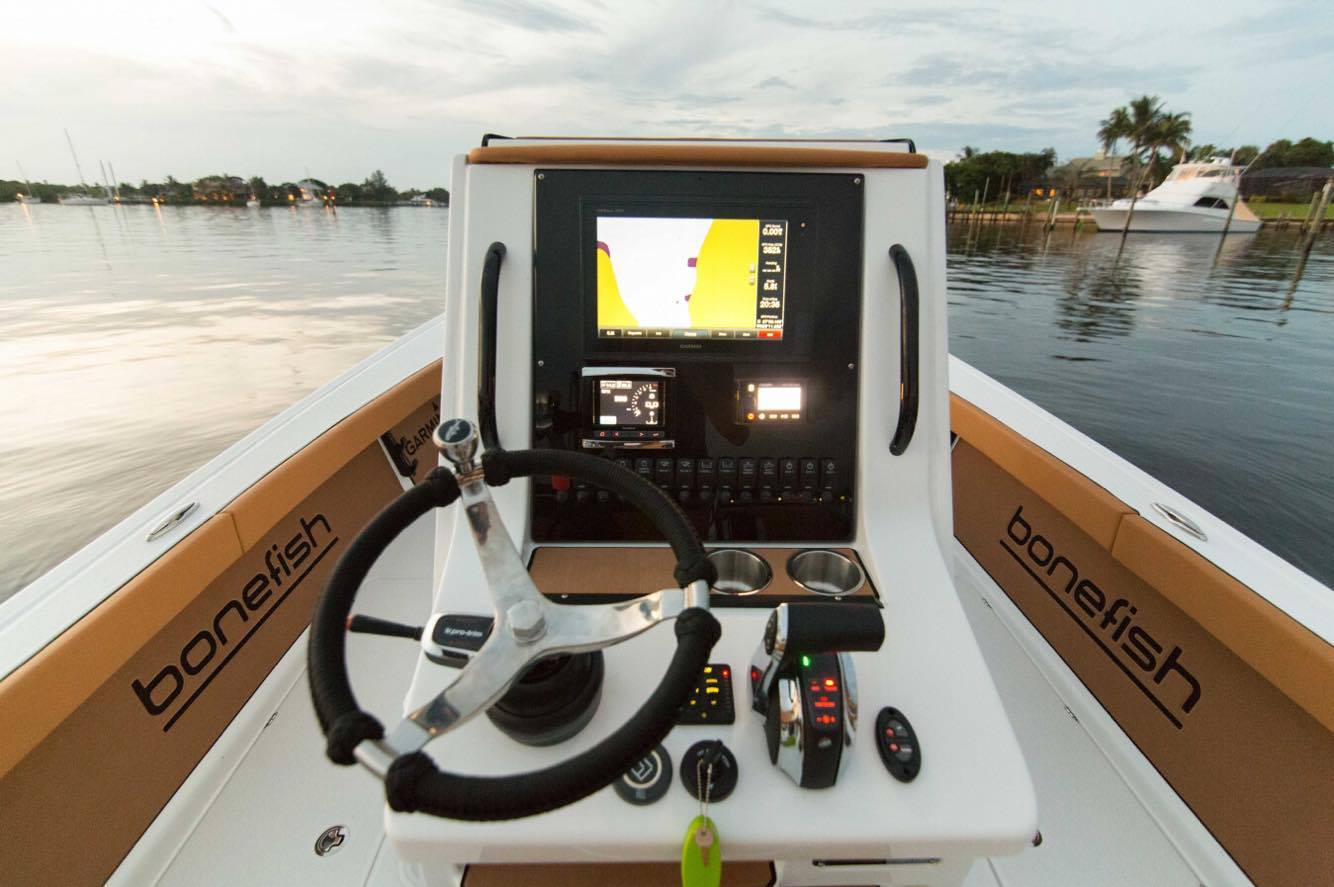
(1300, 192), (1321, 235)
(1298, 178), (1332, 260)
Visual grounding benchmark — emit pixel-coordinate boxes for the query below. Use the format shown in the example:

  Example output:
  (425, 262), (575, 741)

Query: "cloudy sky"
(4, 0), (1330, 188)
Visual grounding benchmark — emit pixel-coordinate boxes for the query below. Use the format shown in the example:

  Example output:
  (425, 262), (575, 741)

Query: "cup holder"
(707, 548), (772, 596)
(787, 550), (864, 597)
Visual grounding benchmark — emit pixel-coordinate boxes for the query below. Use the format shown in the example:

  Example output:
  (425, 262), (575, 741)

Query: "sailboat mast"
(108, 162), (122, 201)
(64, 128), (92, 196)
(17, 162), (35, 199)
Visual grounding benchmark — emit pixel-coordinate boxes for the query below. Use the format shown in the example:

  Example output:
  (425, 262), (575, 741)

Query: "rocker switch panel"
(675, 663), (735, 725)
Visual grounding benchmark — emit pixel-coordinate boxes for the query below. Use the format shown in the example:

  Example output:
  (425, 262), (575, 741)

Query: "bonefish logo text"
(132, 513), (339, 731)
(1001, 506), (1200, 728)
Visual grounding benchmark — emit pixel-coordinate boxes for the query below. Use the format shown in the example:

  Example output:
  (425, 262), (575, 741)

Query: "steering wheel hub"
(507, 600), (546, 643)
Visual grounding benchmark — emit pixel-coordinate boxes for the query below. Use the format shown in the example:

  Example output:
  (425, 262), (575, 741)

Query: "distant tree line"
(944, 147), (1057, 202)
(943, 93), (1331, 204)
(1, 169), (448, 206)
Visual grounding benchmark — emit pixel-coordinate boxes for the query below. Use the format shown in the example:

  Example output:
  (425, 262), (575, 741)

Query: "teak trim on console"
(468, 143), (928, 169)
(529, 546), (877, 606)
(463, 861), (776, 887)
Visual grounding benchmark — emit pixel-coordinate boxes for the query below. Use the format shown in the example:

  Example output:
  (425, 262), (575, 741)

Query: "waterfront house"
(192, 176), (253, 205)
(1051, 150), (1128, 200)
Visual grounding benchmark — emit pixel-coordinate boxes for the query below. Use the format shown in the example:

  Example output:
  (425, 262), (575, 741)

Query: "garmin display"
(596, 379), (662, 427)
(596, 216), (787, 341)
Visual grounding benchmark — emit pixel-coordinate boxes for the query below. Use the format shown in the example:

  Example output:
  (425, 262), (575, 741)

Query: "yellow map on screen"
(597, 217), (762, 330)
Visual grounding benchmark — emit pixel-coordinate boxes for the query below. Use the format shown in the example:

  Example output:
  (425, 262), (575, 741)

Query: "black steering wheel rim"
(307, 446), (720, 821)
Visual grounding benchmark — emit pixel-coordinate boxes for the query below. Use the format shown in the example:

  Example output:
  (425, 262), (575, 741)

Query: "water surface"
(1, 204), (1331, 605)
(1, 204), (445, 602)
(949, 221), (1334, 586)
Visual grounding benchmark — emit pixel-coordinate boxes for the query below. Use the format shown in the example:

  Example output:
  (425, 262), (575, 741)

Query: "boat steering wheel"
(307, 418), (720, 820)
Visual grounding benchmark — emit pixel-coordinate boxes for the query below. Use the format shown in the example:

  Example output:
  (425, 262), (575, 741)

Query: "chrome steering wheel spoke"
(456, 473), (545, 618)
(343, 420), (714, 780)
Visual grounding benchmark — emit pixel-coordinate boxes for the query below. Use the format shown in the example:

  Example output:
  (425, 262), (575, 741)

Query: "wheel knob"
(434, 418), (479, 469)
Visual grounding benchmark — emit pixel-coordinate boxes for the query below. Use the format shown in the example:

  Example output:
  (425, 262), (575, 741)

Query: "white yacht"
(1, 137), (1328, 887)
(1089, 157), (1261, 233)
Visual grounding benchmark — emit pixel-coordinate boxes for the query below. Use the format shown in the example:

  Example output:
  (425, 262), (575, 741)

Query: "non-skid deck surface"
(953, 541), (1202, 887)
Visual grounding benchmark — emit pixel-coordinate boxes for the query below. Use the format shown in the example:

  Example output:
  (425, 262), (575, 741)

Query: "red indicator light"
(885, 727), (896, 738)
(551, 474), (571, 492)
(721, 667), (730, 678)
(823, 678), (837, 689)
(813, 698), (836, 709)
(750, 667), (760, 683)
(889, 743), (899, 753)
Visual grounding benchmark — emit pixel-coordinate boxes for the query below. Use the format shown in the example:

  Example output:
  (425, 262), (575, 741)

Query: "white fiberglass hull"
(59, 195), (109, 206)
(1090, 205), (1261, 234)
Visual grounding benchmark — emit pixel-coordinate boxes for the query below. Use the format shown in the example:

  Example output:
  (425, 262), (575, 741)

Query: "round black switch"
(614, 745), (672, 806)
(680, 740), (738, 802)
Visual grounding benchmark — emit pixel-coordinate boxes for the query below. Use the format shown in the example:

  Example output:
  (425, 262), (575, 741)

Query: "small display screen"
(596, 216), (788, 341)
(737, 381), (804, 423)
(595, 379), (663, 426)
(756, 385), (802, 412)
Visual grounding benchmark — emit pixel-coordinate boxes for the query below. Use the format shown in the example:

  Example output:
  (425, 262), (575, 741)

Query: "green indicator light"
(800, 655), (812, 668)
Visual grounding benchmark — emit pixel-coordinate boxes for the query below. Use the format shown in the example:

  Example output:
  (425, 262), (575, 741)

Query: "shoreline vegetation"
(942, 97), (1330, 224)
(950, 200), (1334, 222)
(1, 169), (446, 208)
(5, 102), (1329, 215)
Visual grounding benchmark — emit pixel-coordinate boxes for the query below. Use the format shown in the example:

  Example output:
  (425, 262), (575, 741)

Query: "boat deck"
(129, 512), (1221, 886)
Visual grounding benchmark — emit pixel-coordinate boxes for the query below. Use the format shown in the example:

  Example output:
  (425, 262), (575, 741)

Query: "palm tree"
(1145, 112), (1192, 183)
(1097, 96), (1192, 194)
(1098, 107), (1131, 154)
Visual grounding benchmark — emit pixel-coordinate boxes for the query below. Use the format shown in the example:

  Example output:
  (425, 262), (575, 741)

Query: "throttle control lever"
(749, 602), (884, 717)
(748, 602), (885, 788)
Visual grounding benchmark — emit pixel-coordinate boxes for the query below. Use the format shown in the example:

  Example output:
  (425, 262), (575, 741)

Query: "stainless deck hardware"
(1151, 503), (1208, 542)
(145, 502), (199, 542)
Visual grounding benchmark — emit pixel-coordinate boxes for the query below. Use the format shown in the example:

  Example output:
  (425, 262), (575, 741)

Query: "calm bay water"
(1, 203), (1331, 605)
(949, 221), (1334, 587)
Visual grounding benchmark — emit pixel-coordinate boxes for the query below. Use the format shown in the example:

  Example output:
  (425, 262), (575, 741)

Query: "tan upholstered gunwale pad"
(0, 515), (243, 778)
(0, 360), (442, 779)
(952, 439), (1334, 887)
(1112, 515), (1334, 733)
(949, 390), (1334, 733)
(950, 394), (1132, 548)
(467, 143), (928, 169)
(0, 358), (444, 886)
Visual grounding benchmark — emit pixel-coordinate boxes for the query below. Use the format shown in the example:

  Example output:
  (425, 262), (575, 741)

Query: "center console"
(530, 170), (864, 543)
(399, 139), (1036, 887)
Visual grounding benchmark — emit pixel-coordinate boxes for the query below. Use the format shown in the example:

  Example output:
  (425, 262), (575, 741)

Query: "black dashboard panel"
(531, 169), (864, 542)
